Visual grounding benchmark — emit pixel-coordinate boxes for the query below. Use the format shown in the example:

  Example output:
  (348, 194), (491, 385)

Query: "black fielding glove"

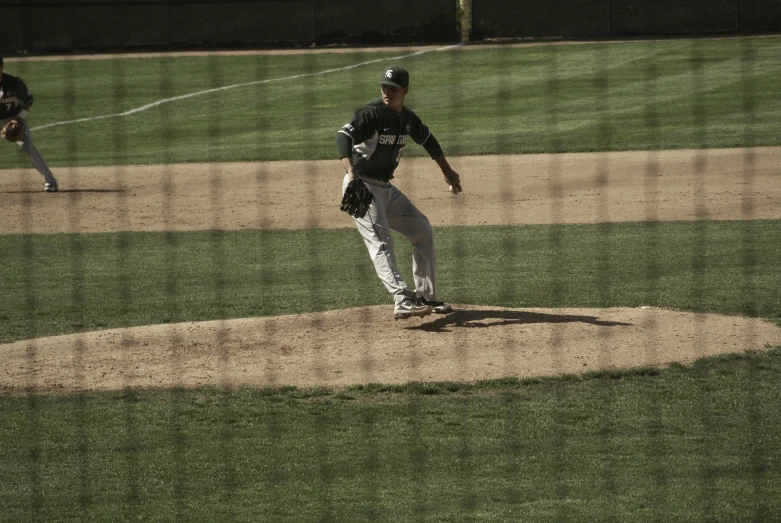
(340, 178), (374, 219)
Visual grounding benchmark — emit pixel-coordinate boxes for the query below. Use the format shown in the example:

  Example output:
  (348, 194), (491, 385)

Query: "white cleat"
(393, 298), (432, 321)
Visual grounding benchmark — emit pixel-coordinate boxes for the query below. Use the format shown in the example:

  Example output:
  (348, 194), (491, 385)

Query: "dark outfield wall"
(471, 0), (781, 39)
(0, 0), (779, 55)
(0, 0), (456, 54)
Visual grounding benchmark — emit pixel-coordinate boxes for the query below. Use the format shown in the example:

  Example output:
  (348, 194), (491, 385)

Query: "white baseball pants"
(1, 117), (57, 185)
(343, 174), (438, 307)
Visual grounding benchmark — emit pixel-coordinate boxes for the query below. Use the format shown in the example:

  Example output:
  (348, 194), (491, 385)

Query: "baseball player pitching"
(337, 65), (463, 320)
(0, 57), (58, 192)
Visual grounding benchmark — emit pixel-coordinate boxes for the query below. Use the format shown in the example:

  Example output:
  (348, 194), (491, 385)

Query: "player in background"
(0, 57), (58, 192)
(337, 65), (463, 320)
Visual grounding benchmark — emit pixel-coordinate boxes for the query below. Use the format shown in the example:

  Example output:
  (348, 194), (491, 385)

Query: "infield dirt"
(2, 147), (781, 394)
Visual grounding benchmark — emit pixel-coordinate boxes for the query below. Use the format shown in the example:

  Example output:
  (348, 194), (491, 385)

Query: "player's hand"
(443, 168), (462, 194)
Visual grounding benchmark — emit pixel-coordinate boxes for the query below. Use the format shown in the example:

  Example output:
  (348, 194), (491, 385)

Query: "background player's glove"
(340, 178), (374, 219)
(1, 119), (24, 143)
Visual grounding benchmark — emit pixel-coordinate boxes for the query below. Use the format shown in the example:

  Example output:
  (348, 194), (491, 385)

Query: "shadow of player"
(0, 188), (124, 194)
(409, 308), (633, 333)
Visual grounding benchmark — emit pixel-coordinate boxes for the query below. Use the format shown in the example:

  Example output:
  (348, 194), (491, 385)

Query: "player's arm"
(336, 130), (358, 181)
(340, 155), (357, 181)
(411, 118), (462, 194)
(336, 109), (375, 181)
(433, 153), (461, 194)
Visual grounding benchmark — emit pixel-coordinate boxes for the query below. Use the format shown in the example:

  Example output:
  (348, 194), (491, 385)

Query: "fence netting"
(1, 13), (779, 522)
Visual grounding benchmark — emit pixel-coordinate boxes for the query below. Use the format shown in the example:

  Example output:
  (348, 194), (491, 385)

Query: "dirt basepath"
(2, 147), (780, 235)
(1, 148), (780, 394)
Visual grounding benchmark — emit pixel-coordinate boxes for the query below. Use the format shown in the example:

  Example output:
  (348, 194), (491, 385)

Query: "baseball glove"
(1, 119), (23, 143)
(340, 178), (374, 219)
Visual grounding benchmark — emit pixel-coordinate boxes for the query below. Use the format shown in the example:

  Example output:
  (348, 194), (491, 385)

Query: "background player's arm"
(16, 104), (31, 121)
(17, 77), (34, 120)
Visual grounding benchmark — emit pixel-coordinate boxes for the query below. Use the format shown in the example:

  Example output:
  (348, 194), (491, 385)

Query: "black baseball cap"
(379, 65), (409, 88)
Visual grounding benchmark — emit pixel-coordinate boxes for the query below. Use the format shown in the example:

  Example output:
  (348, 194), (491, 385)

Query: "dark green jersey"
(337, 99), (441, 181)
(0, 73), (34, 119)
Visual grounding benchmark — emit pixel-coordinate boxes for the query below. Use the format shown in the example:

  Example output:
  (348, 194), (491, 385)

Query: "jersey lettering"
(338, 99), (427, 181)
(378, 134), (407, 145)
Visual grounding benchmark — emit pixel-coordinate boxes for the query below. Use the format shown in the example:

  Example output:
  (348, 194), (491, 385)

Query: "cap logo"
(385, 70), (393, 79)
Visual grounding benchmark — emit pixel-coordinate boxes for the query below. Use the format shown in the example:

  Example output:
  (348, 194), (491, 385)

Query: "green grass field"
(1, 221), (779, 343)
(2, 37), (781, 521)
(2, 36), (780, 168)
(3, 352), (781, 521)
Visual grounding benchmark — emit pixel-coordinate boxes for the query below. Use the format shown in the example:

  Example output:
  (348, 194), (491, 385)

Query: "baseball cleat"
(43, 182), (58, 192)
(393, 298), (432, 321)
(416, 297), (453, 314)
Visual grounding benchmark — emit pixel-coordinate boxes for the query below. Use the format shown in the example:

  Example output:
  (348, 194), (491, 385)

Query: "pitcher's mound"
(2, 306), (780, 395)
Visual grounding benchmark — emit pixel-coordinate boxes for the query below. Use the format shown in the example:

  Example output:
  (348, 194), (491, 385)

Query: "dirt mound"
(3, 306), (780, 395)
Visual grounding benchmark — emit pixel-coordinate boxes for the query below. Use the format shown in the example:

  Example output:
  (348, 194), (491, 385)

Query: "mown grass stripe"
(1, 220), (779, 343)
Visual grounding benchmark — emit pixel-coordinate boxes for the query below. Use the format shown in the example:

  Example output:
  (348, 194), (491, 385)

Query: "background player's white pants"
(343, 175), (438, 307)
(1, 117), (57, 185)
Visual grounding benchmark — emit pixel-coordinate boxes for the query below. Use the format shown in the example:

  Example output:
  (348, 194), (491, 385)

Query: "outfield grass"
(1, 36), (780, 168)
(1, 220), (779, 343)
(2, 349), (780, 521)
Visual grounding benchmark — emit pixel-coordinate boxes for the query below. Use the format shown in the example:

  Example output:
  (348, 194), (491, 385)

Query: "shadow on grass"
(410, 308), (633, 332)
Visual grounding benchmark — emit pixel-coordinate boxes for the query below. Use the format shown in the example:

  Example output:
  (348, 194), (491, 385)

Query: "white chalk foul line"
(31, 45), (461, 132)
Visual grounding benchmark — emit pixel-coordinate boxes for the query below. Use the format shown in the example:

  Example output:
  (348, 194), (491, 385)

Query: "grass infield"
(1, 350), (780, 521)
(1, 220), (779, 343)
(0, 36), (779, 168)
